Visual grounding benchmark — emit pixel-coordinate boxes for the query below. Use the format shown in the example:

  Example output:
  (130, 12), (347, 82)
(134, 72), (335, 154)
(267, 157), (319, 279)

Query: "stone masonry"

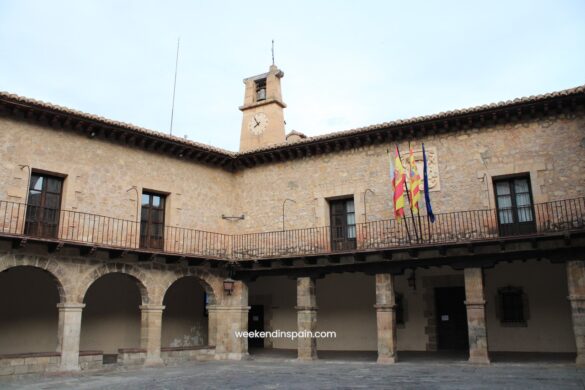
(374, 273), (397, 364)
(464, 268), (490, 364)
(567, 260), (585, 366)
(296, 277), (318, 360)
(0, 252), (250, 373)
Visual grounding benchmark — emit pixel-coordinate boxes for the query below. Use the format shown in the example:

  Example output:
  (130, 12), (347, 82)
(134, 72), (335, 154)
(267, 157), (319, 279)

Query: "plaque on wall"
(403, 146), (440, 192)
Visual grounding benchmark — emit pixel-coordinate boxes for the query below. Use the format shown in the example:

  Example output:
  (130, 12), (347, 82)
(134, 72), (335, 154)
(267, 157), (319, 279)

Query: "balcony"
(0, 198), (584, 263)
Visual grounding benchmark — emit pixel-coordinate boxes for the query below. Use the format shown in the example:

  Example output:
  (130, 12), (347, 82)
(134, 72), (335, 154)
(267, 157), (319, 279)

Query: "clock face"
(248, 112), (268, 135)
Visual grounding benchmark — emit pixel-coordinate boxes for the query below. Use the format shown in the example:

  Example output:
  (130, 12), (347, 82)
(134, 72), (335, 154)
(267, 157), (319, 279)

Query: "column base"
(468, 354), (490, 364)
(59, 362), (81, 372)
(377, 355), (397, 364)
(297, 354), (318, 362)
(576, 354), (585, 367)
(144, 357), (164, 367)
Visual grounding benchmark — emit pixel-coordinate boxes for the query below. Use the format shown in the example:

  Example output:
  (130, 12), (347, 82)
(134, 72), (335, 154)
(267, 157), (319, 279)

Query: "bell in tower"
(239, 65), (287, 152)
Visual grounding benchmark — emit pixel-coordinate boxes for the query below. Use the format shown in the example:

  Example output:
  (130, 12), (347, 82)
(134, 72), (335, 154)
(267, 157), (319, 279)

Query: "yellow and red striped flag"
(392, 145), (406, 220)
(409, 146), (421, 214)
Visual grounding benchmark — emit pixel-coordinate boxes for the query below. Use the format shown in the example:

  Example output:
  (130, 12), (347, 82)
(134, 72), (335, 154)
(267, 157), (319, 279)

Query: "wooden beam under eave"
(50, 115), (62, 129)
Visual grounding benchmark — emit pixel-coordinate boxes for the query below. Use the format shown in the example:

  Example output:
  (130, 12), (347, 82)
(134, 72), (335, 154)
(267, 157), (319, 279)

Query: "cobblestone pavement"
(1, 359), (584, 390)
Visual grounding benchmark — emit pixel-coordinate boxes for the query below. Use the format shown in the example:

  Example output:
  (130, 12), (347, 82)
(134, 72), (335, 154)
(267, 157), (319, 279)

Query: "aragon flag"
(409, 146), (421, 214)
(422, 143), (435, 223)
(392, 145), (406, 220)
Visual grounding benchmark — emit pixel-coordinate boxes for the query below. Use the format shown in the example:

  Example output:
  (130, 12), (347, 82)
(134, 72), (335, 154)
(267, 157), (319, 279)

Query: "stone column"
(296, 277), (318, 361)
(374, 273), (397, 364)
(207, 305), (218, 347)
(464, 268), (490, 364)
(140, 304), (165, 366)
(214, 281), (250, 360)
(567, 260), (585, 366)
(57, 303), (85, 371)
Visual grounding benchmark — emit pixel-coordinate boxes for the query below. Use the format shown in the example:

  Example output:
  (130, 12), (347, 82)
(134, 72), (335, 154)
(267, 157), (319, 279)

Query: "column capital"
(57, 303), (85, 310)
(464, 300), (486, 307)
(139, 304), (165, 311)
(295, 305), (318, 311)
(374, 304), (396, 311)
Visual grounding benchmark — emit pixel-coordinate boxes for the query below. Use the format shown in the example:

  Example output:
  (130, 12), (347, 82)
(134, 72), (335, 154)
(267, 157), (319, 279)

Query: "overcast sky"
(1, 1), (584, 151)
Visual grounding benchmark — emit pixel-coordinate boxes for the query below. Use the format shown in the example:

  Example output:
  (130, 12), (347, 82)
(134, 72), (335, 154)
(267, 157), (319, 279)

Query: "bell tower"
(239, 65), (286, 152)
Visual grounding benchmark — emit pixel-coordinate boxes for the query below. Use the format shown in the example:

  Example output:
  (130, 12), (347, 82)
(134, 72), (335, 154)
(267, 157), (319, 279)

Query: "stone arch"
(0, 254), (69, 302)
(159, 268), (223, 307)
(75, 262), (151, 304)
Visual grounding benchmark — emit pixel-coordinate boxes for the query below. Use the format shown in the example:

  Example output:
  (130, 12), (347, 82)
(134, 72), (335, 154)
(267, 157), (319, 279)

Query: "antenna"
(271, 39), (275, 65)
(169, 37), (180, 135)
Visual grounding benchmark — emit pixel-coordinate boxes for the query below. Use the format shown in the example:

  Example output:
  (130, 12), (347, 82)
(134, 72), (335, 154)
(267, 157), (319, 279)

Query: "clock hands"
(253, 116), (260, 127)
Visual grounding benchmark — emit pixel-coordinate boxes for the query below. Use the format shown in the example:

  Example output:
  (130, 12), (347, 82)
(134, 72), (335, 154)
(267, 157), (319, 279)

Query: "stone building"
(0, 64), (584, 376)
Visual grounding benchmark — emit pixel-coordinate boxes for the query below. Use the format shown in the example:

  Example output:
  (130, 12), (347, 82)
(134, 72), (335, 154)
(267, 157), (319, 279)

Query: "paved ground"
(1, 357), (584, 390)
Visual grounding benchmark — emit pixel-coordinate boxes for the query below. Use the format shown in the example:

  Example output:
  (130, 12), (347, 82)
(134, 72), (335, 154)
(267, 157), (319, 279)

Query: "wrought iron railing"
(0, 197), (583, 261)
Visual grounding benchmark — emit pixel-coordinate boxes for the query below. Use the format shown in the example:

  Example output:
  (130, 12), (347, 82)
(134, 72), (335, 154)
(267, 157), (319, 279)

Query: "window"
(329, 198), (356, 250)
(140, 191), (166, 250)
(255, 78), (267, 101)
(493, 175), (536, 236)
(497, 286), (529, 326)
(24, 172), (64, 238)
(395, 292), (405, 325)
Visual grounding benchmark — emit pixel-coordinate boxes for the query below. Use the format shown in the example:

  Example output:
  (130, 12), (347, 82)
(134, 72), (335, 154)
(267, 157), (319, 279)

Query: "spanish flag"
(392, 145), (406, 220)
(409, 147), (421, 214)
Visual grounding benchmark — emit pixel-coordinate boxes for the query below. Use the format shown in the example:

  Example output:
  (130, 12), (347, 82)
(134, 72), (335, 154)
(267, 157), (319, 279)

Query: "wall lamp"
(223, 277), (235, 295)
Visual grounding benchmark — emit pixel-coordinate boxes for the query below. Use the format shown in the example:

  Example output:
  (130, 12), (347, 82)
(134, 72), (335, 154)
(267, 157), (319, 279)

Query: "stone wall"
(2, 112), (583, 243)
(0, 117), (236, 236)
(234, 114), (585, 234)
(161, 346), (215, 364)
(0, 352), (60, 376)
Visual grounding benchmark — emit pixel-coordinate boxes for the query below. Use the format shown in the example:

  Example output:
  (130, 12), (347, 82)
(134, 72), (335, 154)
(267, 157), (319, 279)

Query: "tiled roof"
(1, 84), (584, 160)
(240, 84), (585, 154)
(0, 91), (236, 157)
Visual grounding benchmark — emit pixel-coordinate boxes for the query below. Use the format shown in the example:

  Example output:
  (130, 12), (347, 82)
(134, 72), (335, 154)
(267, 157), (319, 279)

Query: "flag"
(392, 145), (406, 220)
(422, 143), (435, 223)
(409, 146), (421, 215)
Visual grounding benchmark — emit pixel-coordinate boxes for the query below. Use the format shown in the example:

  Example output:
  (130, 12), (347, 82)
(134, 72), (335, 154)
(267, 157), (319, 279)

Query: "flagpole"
(397, 145), (420, 244)
(422, 143), (434, 242)
(409, 142), (425, 243)
(388, 148), (412, 244)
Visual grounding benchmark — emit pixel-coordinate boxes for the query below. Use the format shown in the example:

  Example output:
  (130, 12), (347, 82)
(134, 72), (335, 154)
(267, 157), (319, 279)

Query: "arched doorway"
(80, 273), (144, 360)
(162, 277), (211, 348)
(0, 266), (63, 354)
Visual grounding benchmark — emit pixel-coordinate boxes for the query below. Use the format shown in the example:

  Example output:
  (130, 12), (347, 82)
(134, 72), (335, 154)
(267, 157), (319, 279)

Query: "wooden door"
(329, 198), (356, 251)
(435, 287), (469, 350)
(494, 176), (537, 236)
(24, 173), (63, 238)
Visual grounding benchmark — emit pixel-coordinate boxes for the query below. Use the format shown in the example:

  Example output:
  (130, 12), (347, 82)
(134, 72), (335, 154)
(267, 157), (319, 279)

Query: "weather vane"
(271, 39), (275, 65)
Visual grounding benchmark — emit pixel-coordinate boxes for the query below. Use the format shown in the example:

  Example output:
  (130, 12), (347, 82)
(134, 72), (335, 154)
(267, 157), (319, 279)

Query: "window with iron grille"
(497, 286), (529, 326)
